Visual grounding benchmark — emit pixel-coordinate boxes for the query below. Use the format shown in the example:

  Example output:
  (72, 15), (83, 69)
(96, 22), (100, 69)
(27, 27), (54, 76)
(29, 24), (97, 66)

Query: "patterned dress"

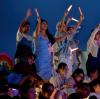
(53, 31), (79, 77)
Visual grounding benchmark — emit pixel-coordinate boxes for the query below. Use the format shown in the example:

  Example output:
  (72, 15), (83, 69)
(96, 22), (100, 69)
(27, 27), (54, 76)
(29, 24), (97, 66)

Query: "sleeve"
(50, 77), (58, 88)
(23, 34), (33, 41)
(87, 26), (99, 57)
(16, 30), (23, 42)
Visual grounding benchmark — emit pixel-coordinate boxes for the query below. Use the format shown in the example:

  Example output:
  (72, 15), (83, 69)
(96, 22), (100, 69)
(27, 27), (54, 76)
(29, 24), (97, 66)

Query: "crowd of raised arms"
(0, 5), (100, 99)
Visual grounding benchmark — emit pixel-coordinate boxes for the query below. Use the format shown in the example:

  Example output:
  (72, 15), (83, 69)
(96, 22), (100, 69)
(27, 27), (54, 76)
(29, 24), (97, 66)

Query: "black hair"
(77, 83), (90, 91)
(77, 83), (90, 98)
(36, 19), (55, 45)
(13, 61), (35, 75)
(96, 30), (100, 34)
(67, 93), (81, 99)
(19, 20), (30, 34)
(41, 19), (55, 45)
(89, 78), (100, 92)
(67, 26), (74, 31)
(57, 62), (67, 72)
(89, 95), (97, 99)
(72, 68), (84, 78)
(27, 53), (36, 60)
(21, 21), (30, 28)
(42, 83), (54, 93)
(72, 68), (84, 83)
(39, 83), (54, 99)
(88, 67), (98, 78)
(20, 79), (35, 93)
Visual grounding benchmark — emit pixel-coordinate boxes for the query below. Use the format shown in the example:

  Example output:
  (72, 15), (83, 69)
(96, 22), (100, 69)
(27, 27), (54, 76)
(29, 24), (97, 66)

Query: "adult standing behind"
(54, 6), (84, 76)
(15, 9), (35, 64)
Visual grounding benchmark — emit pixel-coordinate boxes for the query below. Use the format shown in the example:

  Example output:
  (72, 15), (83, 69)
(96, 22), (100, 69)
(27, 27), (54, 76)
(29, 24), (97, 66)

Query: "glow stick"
(70, 47), (79, 52)
(35, 8), (39, 17)
(78, 7), (82, 15)
(72, 17), (79, 22)
(67, 5), (73, 12)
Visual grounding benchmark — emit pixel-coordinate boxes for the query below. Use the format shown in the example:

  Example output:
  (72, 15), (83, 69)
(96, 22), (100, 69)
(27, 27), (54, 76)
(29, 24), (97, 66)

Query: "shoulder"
(16, 30), (23, 41)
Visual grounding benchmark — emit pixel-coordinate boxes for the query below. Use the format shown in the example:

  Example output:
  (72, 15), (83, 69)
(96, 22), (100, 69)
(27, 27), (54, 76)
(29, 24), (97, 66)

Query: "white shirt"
(87, 24), (100, 57)
(16, 30), (33, 43)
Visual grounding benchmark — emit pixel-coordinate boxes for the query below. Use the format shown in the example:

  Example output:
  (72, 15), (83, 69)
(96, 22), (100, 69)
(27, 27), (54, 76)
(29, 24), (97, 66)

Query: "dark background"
(0, 0), (100, 58)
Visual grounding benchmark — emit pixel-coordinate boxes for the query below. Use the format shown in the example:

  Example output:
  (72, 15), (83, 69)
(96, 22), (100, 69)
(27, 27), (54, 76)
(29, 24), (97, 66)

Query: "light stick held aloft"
(71, 17), (79, 22)
(78, 7), (83, 15)
(35, 8), (39, 17)
(67, 5), (73, 12)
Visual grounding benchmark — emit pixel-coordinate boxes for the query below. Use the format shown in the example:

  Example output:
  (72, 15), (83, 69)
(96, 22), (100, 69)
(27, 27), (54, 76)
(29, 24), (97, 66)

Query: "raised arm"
(34, 8), (41, 39)
(54, 33), (69, 42)
(70, 6), (84, 34)
(66, 16), (72, 25)
(58, 5), (72, 32)
(19, 8), (32, 33)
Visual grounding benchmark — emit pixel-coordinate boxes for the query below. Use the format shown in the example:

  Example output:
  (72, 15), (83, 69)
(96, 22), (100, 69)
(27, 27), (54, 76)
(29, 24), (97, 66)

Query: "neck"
(41, 30), (47, 37)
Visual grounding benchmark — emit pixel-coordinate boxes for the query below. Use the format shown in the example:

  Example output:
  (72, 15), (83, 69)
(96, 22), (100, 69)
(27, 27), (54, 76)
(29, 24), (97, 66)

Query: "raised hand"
(26, 8), (32, 18)
(78, 7), (84, 20)
(64, 5), (73, 16)
(34, 8), (41, 38)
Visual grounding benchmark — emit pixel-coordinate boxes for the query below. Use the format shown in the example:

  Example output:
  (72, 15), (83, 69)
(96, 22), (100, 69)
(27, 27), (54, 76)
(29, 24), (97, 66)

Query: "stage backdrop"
(0, 0), (100, 58)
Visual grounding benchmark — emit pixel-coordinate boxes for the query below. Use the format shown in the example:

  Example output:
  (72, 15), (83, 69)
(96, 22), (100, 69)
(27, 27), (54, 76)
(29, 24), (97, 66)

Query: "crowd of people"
(0, 5), (100, 99)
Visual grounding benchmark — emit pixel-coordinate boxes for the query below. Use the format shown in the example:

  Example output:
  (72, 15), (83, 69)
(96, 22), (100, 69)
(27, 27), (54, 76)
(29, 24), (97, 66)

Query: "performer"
(87, 24), (100, 75)
(16, 8), (33, 47)
(53, 6), (84, 76)
(34, 8), (69, 80)
(53, 5), (72, 68)
(15, 9), (35, 63)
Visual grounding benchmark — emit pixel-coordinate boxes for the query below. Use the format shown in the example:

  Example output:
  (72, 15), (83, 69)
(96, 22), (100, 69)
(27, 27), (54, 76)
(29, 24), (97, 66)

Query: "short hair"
(72, 68), (84, 78)
(42, 83), (54, 94)
(89, 78), (100, 92)
(68, 93), (81, 99)
(19, 21), (30, 33)
(89, 95), (97, 99)
(67, 26), (74, 31)
(57, 62), (67, 70)
(21, 21), (30, 27)
(77, 83), (90, 98)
